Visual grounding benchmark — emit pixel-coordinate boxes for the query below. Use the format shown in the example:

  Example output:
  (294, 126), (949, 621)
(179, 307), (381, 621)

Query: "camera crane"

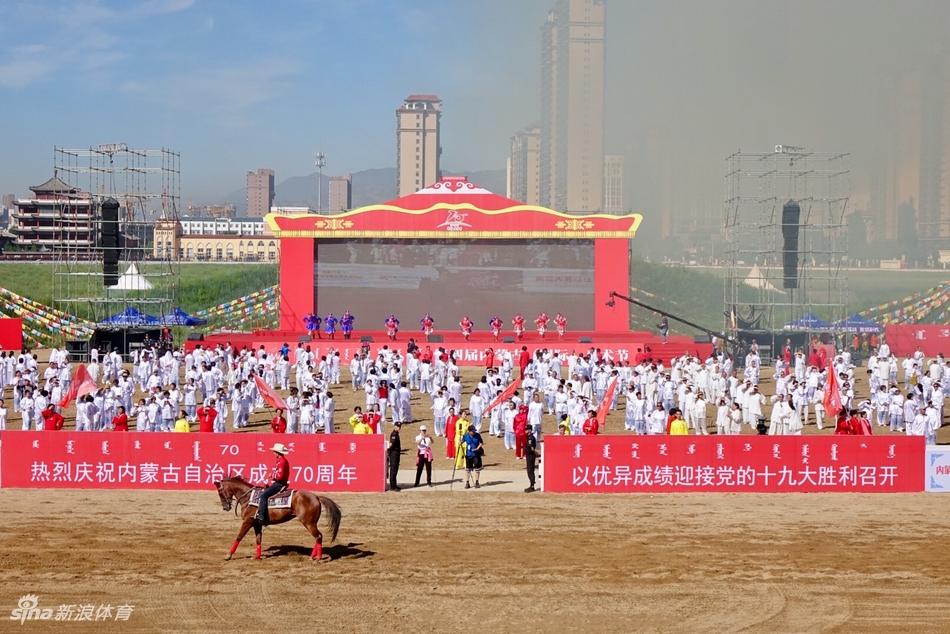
(606, 290), (737, 345)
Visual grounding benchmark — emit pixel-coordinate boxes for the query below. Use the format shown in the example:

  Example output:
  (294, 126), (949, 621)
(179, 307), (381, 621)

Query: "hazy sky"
(1, 0), (948, 214)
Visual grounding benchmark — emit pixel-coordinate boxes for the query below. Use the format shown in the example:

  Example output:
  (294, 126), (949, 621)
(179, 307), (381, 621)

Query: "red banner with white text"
(543, 435), (924, 493)
(0, 432), (385, 492)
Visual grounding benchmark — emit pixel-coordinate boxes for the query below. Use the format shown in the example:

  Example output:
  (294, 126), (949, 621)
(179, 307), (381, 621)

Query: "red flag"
(483, 378), (523, 416)
(253, 375), (288, 411)
(596, 377), (620, 428)
(823, 361), (842, 416)
(58, 363), (97, 408)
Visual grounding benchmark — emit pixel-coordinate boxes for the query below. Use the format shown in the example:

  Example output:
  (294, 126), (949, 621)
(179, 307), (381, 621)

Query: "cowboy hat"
(270, 443), (289, 455)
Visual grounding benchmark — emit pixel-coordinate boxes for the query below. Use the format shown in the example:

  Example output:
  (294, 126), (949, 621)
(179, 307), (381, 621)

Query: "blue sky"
(0, 0), (547, 201)
(1, 0), (948, 216)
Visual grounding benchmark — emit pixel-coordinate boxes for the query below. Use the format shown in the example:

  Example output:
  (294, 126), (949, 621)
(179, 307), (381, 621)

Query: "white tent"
(742, 263), (784, 294)
(109, 263), (153, 291)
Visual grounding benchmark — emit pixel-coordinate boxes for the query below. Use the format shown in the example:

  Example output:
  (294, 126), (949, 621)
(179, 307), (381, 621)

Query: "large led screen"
(314, 239), (594, 330)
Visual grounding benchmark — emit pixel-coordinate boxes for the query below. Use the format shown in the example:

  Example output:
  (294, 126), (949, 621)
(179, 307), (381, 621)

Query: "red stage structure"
(266, 176), (641, 333)
(189, 177), (711, 365)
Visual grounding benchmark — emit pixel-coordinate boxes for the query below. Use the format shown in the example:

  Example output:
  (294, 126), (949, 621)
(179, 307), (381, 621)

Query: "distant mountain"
(218, 167), (506, 214)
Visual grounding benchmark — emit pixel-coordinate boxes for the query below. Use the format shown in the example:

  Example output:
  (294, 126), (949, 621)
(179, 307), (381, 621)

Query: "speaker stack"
(100, 198), (120, 287)
(781, 200), (800, 289)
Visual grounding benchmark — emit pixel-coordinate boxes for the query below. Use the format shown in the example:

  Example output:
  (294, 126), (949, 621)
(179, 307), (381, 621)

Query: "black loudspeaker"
(781, 200), (800, 289)
(502, 336), (515, 344)
(360, 335), (374, 343)
(186, 332), (204, 341)
(427, 334), (443, 343)
(693, 334), (712, 344)
(101, 198), (120, 286)
(578, 337), (592, 344)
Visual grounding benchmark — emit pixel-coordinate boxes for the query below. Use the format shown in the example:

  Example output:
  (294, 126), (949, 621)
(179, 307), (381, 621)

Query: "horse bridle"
(231, 488), (253, 515)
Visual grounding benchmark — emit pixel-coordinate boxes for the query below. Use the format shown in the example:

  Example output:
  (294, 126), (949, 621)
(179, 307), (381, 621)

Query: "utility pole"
(314, 151), (326, 214)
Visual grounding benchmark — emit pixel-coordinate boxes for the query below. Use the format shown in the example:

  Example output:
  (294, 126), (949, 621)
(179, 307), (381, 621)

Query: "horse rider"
(256, 443), (290, 525)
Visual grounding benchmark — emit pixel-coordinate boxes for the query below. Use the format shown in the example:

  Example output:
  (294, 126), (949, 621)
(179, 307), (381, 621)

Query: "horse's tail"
(319, 496), (342, 543)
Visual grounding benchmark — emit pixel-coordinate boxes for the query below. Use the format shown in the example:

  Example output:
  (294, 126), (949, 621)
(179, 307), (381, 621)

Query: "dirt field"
(1, 489), (949, 632)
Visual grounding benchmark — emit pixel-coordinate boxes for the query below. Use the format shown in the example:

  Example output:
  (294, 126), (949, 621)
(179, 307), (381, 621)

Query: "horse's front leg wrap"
(311, 542), (323, 560)
(255, 544), (262, 560)
(228, 540), (240, 556)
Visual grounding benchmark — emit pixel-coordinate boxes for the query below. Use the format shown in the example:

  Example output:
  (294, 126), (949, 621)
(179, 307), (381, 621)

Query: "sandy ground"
(1, 489), (949, 632)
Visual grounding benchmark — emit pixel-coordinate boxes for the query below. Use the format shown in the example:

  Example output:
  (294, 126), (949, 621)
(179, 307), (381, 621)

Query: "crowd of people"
(0, 340), (945, 452)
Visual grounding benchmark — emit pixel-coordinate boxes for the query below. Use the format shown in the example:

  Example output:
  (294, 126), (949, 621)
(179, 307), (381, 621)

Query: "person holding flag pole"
(593, 376), (620, 432)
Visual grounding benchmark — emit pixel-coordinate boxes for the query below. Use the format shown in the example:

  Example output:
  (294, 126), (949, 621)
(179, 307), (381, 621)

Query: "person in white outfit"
(769, 394), (792, 435)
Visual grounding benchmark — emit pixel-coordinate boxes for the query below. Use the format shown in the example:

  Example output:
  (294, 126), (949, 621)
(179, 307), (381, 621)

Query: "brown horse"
(213, 477), (342, 561)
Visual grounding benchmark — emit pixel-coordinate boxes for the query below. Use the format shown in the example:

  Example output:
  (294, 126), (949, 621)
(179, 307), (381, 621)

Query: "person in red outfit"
(198, 401), (217, 433)
(535, 312), (549, 338)
(255, 443), (290, 525)
(514, 404), (529, 459)
(271, 408), (287, 433)
(489, 316), (503, 341)
(446, 407), (461, 459)
(833, 409), (854, 435)
(363, 406), (382, 434)
(582, 410), (600, 435)
(111, 406), (129, 431)
(485, 347), (495, 369)
(554, 312), (567, 338)
(512, 313), (525, 340)
(518, 346), (530, 378)
(855, 410), (873, 435)
(42, 404), (65, 431)
(460, 316), (474, 341)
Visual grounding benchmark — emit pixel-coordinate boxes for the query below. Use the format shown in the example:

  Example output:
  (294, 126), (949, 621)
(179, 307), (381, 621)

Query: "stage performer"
(554, 312), (567, 339)
(460, 315), (474, 341)
(255, 442), (290, 525)
(535, 312), (549, 338)
(341, 311), (355, 340)
(489, 315), (503, 341)
(512, 313), (525, 340)
(385, 314), (400, 341)
(304, 313), (322, 340)
(324, 313), (338, 339)
(420, 313), (435, 336)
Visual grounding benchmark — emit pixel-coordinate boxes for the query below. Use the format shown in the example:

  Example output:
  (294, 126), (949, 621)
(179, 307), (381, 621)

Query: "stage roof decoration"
(265, 176), (642, 240)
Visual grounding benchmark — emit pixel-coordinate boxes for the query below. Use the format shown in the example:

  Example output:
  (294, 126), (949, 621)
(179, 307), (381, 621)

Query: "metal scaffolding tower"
(723, 146), (850, 344)
(52, 144), (181, 324)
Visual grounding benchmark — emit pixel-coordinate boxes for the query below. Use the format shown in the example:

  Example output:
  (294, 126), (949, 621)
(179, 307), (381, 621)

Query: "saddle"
(248, 487), (294, 509)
